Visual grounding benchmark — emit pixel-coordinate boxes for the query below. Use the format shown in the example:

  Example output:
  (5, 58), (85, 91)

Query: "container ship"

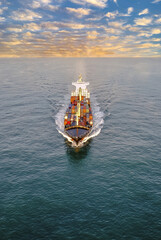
(64, 75), (93, 143)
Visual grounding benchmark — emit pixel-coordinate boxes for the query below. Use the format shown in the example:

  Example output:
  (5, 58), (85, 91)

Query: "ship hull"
(65, 126), (91, 143)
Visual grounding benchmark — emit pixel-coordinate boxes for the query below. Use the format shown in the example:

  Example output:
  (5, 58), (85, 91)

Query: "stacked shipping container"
(64, 96), (93, 128)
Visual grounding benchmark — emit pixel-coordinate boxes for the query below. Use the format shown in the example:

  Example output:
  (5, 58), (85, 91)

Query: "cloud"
(151, 28), (161, 34)
(30, 1), (41, 8)
(151, 38), (161, 41)
(105, 27), (122, 35)
(23, 32), (35, 39)
(138, 9), (149, 16)
(2, 39), (23, 46)
(23, 22), (60, 32)
(66, 7), (91, 18)
(40, 22), (59, 30)
(137, 28), (161, 37)
(108, 21), (126, 29)
(138, 32), (152, 37)
(138, 43), (160, 48)
(0, 16), (5, 21)
(134, 17), (152, 26)
(86, 46), (114, 56)
(87, 16), (103, 21)
(41, 0), (51, 3)
(36, 21), (90, 30)
(87, 30), (99, 39)
(156, 18), (161, 23)
(29, 0), (58, 11)
(11, 9), (42, 21)
(118, 7), (134, 17)
(0, 6), (8, 15)
(24, 22), (41, 31)
(127, 26), (141, 32)
(106, 10), (118, 19)
(70, 0), (108, 8)
(29, 0), (52, 8)
(47, 5), (59, 11)
(127, 7), (133, 15)
(64, 22), (89, 29)
(7, 28), (23, 32)
(152, 0), (161, 3)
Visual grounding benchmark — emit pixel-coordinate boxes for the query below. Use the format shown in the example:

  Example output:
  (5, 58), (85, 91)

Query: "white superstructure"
(71, 75), (90, 98)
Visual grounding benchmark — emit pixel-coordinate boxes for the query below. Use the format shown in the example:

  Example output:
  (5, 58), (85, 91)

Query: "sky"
(0, 0), (161, 57)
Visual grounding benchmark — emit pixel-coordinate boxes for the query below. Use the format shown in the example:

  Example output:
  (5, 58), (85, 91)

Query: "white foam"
(55, 95), (105, 147)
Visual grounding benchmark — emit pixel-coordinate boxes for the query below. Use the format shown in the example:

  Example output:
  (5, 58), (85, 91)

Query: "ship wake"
(55, 96), (104, 147)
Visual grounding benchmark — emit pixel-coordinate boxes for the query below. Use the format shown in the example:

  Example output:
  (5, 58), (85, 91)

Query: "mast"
(76, 88), (81, 126)
(78, 74), (82, 83)
(79, 87), (82, 101)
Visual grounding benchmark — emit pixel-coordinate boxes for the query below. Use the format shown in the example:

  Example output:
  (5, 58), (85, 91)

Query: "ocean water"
(1, 58), (161, 240)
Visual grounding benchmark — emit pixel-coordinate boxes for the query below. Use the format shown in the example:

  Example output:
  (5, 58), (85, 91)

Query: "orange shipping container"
(71, 96), (75, 102)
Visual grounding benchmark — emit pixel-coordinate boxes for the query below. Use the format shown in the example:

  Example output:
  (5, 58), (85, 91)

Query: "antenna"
(78, 74), (82, 83)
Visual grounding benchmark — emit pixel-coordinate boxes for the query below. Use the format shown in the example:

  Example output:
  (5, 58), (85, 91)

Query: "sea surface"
(1, 58), (161, 240)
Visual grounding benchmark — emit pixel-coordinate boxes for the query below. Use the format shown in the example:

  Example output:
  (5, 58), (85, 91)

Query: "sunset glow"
(0, 0), (161, 57)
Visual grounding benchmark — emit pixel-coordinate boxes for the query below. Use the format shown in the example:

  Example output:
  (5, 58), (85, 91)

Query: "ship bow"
(66, 127), (89, 142)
